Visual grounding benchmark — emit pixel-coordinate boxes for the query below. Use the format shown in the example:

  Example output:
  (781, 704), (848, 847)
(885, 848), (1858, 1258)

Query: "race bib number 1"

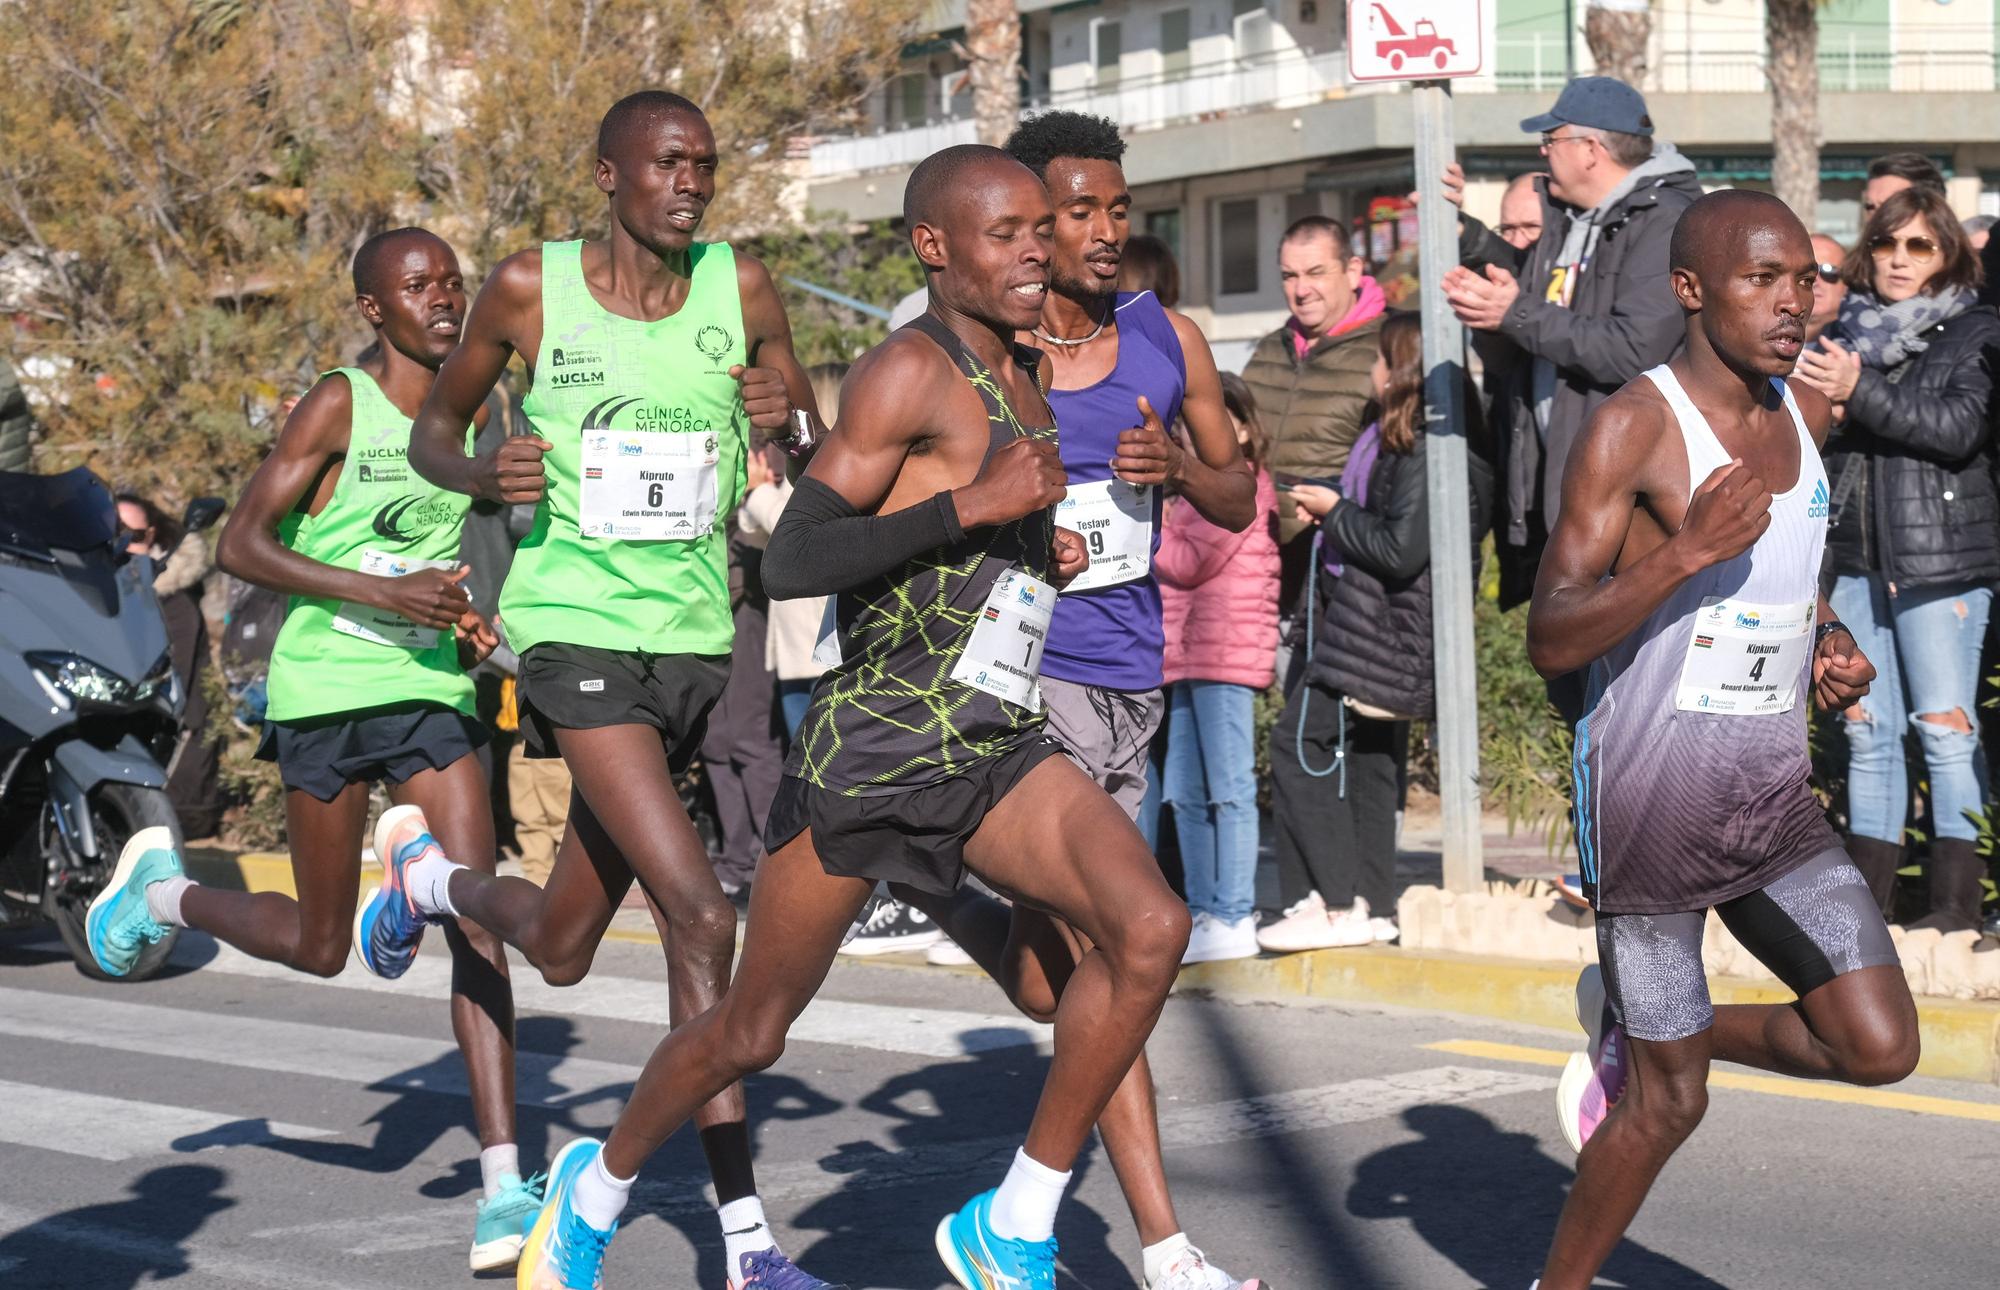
(331, 550), (453, 650)
(1675, 596), (1814, 715)
(1054, 478), (1153, 592)
(578, 430), (720, 541)
(950, 565), (1056, 712)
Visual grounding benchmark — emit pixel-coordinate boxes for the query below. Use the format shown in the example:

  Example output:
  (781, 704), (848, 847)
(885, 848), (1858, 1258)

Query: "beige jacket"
(737, 480), (830, 682)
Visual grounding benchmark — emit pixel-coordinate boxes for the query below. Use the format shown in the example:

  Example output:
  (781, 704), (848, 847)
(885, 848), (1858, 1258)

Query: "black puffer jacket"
(1823, 305), (2000, 590)
(1305, 435), (1493, 719)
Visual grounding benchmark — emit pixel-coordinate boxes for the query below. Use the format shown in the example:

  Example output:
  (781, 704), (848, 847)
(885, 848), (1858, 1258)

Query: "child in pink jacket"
(1156, 373), (1281, 962)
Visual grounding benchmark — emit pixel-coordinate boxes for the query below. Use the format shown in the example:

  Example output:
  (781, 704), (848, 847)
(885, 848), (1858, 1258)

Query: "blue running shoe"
(353, 804), (440, 979)
(84, 826), (181, 978)
(935, 1190), (1058, 1290)
(471, 1170), (546, 1271)
(729, 1247), (850, 1289)
(517, 1138), (616, 1290)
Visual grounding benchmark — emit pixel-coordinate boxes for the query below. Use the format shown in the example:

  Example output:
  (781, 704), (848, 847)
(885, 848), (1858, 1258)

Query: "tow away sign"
(1348, 0), (1483, 80)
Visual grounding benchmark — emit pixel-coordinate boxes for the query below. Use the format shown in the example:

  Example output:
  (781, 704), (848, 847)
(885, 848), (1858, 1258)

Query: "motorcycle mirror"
(181, 497), (225, 534)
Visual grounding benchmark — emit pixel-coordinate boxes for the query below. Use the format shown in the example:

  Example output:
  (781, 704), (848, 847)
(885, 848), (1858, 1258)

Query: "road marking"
(250, 1064), (1554, 1255)
(0, 1078), (334, 1162)
(1427, 1039), (2000, 1123)
(0, 1201), (388, 1290)
(171, 936), (1046, 1058)
(0, 985), (641, 1112)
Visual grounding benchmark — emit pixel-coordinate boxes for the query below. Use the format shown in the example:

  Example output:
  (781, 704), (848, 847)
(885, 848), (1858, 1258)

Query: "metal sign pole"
(1413, 79), (1484, 894)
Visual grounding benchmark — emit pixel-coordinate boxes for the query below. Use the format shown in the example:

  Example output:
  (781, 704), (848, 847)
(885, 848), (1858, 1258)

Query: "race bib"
(578, 430), (719, 541)
(950, 564), (1056, 712)
(1054, 479), (1154, 592)
(331, 550), (453, 650)
(1675, 597), (1814, 715)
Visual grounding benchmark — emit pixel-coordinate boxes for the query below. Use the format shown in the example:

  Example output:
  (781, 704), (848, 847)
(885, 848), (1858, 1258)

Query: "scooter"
(0, 467), (222, 980)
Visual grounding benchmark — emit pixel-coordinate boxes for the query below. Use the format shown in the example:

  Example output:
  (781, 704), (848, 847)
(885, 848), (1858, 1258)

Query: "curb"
(184, 850), (2000, 1086)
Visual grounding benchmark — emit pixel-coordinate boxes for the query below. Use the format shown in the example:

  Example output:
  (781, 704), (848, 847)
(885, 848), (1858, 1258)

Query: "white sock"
(718, 1195), (777, 1270)
(479, 1143), (519, 1199)
(569, 1152), (632, 1232)
(406, 849), (462, 918)
(988, 1148), (1070, 1244)
(1141, 1231), (1193, 1284)
(145, 875), (192, 927)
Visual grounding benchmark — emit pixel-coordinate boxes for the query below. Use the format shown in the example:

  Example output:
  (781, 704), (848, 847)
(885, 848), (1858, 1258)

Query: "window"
(1217, 198), (1261, 296)
(893, 73), (927, 127)
(1147, 209), (1184, 266)
(1234, 0), (1274, 58)
(1286, 192), (1323, 227)
(1094, 19), (1122, 86)
(1160, 9), (1191, 79)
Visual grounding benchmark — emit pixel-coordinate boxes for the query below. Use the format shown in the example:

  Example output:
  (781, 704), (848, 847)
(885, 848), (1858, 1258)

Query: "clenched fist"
(475, 434), (552, 506)
(1110, 396), (1181, 487)
(1673, 460), (1773, 572)
(377, 564), (473, 630)
(730, 364), (793, 434)
(952, 437), (1067, 531)
(1050, 526), (1090, 589)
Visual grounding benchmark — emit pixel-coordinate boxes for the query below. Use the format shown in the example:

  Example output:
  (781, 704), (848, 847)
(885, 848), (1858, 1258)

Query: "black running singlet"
(788, 316), (1059, 794)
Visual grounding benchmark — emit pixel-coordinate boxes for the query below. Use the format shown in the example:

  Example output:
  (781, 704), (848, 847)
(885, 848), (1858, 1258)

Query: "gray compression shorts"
(1597, 848), (1902, 1042)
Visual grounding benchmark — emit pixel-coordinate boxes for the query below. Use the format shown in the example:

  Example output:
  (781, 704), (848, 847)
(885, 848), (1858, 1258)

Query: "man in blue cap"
(1440, 77), (1701, 686)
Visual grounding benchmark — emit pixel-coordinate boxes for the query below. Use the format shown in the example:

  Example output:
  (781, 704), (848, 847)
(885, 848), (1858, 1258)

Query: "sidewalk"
(186, 820), (2000, 1087)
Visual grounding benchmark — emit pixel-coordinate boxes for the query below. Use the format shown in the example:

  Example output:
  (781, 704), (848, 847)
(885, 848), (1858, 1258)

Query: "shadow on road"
(0, 1164), (233, 1289)
(1348, 1104), (1730, 1289)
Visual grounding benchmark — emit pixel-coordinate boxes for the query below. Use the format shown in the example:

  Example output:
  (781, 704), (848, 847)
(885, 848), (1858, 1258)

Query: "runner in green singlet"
(83, 227), (544, 1271)
(399, 91), (836, 1290)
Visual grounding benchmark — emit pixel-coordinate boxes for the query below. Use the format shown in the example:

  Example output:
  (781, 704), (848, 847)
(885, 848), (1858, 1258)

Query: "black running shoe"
(838, 893), (944, 957)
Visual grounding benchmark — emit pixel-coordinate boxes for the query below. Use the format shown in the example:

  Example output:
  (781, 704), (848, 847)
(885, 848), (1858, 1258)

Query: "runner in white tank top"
(1521, 191), (1918, 1290)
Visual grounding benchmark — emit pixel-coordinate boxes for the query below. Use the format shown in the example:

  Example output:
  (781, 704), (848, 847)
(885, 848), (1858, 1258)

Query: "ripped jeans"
(1162, 680), (1261, 923)
(1830, 574), (1993, 843)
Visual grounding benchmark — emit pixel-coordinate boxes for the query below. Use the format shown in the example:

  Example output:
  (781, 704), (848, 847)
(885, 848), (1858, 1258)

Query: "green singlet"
(501, 239), (748, 656)
(265, 368), (474, 723)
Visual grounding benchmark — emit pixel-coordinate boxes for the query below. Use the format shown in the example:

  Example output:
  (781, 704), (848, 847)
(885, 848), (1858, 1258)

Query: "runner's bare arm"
(217, 376), (471, 629)
(1157, 309), (1255, 532)
(409, 252), (551, 504)
(733, 254), (823, 441)
(1527, 394), (1772, 677)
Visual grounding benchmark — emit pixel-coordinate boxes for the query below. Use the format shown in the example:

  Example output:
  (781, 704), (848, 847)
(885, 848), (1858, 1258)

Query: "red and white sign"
(1347, 0), (1483, 81)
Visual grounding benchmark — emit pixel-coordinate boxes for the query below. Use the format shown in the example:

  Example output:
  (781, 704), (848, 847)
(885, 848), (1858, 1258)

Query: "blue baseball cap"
(1520, 76), (1654, 137)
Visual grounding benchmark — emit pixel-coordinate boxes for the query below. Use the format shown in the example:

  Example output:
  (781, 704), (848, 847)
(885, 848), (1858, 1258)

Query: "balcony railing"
(1492, 33), (1996, 94)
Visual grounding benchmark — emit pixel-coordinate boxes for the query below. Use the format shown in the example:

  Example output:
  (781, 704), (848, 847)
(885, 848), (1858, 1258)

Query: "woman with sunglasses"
(1797, 185), (2000, 933)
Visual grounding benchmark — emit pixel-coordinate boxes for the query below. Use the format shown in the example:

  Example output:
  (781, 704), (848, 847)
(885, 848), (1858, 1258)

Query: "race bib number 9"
(1675, 597), (1814, 715)
(331, 550), (453, 650)
(1054, 479), (1154, 592)
(950, 565), (1056, 712)
(578, 430), (720, 541)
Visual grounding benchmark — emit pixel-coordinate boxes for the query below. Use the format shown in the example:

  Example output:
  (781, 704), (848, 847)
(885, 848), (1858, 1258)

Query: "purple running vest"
(1041, 291), (1186, 692)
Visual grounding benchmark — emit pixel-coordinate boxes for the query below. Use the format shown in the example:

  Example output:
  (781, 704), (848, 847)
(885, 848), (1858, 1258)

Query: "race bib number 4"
(950, 565), (1056, 712)
(579, 430), (720, 541)
(331, 550), (453, 650)
(1675, 597), (1814, 715)
(1054, 479), (1153, 592)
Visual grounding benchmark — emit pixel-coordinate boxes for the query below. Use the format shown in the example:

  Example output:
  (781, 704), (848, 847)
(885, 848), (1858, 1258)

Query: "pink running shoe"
(1555, 963), (1627, 1154)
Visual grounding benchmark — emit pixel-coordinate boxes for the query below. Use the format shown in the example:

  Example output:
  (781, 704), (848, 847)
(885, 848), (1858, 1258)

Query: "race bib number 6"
(1675, 596), (1814, 715)
(579, 430), (720, 541)
(951, 565), (1056, 712)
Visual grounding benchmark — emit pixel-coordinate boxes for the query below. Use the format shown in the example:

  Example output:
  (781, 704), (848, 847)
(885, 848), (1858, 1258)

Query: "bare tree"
(1766, 0), (1822, 221)
(1584, 0), (1652, 86)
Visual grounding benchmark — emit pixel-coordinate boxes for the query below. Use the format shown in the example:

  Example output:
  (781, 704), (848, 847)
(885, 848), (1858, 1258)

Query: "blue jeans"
(777, 679), (815, 743)
(1830, 574), (1993, 843)
(1161, 680), (1260, 922)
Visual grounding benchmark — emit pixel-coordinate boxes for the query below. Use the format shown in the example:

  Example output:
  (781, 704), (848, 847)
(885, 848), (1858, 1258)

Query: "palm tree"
(962, 0), (1021, 146)
(1766, 0), (1822, 220)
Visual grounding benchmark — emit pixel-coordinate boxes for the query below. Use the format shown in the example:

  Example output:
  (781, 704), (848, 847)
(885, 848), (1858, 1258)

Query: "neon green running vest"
(266, 368), (475, 722)
(501, 239), (747, 656)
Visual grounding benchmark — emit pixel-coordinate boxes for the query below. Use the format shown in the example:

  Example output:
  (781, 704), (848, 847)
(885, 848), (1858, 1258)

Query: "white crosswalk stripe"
(0, 1079), (334, 1162)
(170, 935), (1048, 1058)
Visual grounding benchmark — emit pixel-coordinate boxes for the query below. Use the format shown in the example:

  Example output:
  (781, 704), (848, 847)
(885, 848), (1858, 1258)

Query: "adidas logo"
(1807, 478), (1830, 520)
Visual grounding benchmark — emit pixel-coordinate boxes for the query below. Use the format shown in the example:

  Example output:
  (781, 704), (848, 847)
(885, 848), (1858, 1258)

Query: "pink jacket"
(1157, 470), (1281, 689)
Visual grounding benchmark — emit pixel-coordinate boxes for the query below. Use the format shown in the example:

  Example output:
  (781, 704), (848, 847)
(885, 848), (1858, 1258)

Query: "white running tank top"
(1573, 365), (1838, 914)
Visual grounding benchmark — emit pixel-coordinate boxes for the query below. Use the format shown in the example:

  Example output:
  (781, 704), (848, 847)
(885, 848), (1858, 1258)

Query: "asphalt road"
(0, 926), (1993, 1289)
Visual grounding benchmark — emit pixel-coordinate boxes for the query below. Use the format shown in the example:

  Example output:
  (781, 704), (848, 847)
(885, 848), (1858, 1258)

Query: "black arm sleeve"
(762, 475), (965, 601)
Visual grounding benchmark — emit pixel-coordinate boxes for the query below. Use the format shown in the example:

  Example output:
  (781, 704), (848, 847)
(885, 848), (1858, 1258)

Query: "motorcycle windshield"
(0, 468), (119, 555)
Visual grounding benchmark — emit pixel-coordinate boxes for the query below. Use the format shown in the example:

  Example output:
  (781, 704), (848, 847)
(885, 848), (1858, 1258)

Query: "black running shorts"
(515, 643), (728, 767)
(764, 735), (1067, 895)
(256, 700), (487, 803)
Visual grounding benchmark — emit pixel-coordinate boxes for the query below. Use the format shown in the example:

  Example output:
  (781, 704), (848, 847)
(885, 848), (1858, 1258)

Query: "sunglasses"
(1817, 262), (1842, 283)
(1868, 234), (1938, 263)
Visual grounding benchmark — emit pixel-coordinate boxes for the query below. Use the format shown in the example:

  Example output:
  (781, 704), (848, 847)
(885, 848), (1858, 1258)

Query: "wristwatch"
(1814, 620), (1851, 647)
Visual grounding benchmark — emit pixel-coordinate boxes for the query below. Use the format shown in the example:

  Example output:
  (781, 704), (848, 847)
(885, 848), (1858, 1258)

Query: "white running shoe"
(1255, 891), (1332, 953)
(1182, 913), (1259, 964)
(1322, 896), (1377, 949)
(1145, 1242), (1264, 1289)
(925, 938), (975, 967)
(1369, 916), (1400, 944)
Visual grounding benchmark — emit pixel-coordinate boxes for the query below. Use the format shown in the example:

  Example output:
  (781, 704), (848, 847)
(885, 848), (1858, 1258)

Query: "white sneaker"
(1370, 916), (1400, 944)
(1145, 1242), (1263, 1289)
(1181, 913), (1259, 964)
(1323, 896), (1377, 948)
(925, 938), (975, 966)
(1256, 891), (1334, 953)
